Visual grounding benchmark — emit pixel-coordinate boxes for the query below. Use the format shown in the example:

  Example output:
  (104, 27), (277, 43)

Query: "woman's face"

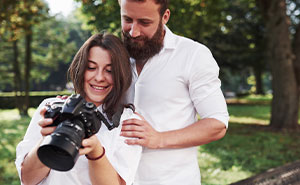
(84, 46), (113, 107)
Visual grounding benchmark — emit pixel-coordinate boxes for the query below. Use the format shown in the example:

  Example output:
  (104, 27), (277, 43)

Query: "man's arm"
(121, 116), (226, 149)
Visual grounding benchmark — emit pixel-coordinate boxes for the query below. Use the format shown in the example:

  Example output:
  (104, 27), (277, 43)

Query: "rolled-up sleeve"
(188, 45), (229, 128)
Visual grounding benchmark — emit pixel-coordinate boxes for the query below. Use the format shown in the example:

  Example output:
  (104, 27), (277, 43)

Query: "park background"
(1, 0), (300, 184)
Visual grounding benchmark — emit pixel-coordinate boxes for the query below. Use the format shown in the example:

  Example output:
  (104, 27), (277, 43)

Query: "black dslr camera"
(37, 94), (113, 171)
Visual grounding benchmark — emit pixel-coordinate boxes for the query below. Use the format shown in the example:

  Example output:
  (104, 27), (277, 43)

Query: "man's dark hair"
(123, 0), (169, 16)
(154, 0), (169, 16)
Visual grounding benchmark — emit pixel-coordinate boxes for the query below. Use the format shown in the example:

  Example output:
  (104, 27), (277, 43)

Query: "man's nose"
(129, 23), (141, 38)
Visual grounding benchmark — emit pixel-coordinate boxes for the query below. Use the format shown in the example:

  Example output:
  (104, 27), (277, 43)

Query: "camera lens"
(37, 120), (85, 171)
(37, 94), (101, 171)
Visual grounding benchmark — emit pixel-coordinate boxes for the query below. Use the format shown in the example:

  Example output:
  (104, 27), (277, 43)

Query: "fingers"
(39, 107), (47, 116)
(79, 136), (100, 156)
(40, 127), (56, 136)
(56, 95), (69, 100)
(122, 118), (144, 126)
(79, 138), (93, 155)
(133, 112), (145, 120)
(121, 124), (144, 132)
(124, 138), (145, 146)
(38, 112), (55, 136)
(38, 118), (53, 127)
(120, 130), (144, 138)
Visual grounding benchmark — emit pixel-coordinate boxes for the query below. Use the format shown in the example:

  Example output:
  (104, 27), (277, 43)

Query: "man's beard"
(122, 21), (164, 62)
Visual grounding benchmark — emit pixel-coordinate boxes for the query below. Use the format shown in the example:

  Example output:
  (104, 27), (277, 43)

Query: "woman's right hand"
(38, 107), (57, 136)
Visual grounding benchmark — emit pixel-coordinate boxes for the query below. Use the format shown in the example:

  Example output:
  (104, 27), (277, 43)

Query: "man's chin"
(130, 40), (145, 47)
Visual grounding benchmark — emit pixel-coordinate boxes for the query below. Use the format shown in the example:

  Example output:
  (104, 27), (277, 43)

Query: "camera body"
(37, 94), (111, 171)
(45, 94), (102, 138)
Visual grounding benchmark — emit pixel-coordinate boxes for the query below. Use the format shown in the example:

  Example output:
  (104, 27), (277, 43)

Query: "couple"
(15, 0), (229, 185)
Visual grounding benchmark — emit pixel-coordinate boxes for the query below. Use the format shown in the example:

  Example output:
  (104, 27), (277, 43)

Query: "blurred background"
(0, 0), (300, 184)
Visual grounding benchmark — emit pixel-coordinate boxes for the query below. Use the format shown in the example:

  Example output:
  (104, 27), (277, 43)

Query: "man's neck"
(136, 59), (147, 76)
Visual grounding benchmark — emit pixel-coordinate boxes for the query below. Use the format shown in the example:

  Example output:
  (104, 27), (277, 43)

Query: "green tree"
(0, 0), (78, 116)
(168, 0), (267, 95)
(0, 0), (49, 116)
(256, 0), (300, 129)
(76, 0), (121, 34)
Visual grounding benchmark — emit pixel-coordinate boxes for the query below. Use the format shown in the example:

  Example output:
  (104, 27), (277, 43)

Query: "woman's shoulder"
(120, 107), (141, 122)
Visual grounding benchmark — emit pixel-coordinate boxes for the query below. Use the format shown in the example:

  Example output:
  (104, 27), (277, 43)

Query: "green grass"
(0, 110), (32, 185)
(228, 105), (271, 125)
(0, 91), (72, 97)
(199, 104), (300, 185)
(1, 102), (300, 185)
(226, 94), (272, 105)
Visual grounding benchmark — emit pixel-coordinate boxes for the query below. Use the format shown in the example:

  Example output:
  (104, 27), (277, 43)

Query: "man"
(119, 0), (229, 184)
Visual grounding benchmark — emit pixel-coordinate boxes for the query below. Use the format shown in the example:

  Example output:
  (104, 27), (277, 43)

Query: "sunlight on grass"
(0, 108), (35, 121)
(229, 116), (269, 125)
(199, 149), (252, 185)
(0, 109), (21, 121)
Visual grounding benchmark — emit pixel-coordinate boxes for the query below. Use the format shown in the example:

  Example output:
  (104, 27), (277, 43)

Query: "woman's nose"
(94, 70), (105, 82)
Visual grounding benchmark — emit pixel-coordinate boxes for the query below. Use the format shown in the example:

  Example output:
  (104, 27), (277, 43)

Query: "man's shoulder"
(173, 34), (211, 53)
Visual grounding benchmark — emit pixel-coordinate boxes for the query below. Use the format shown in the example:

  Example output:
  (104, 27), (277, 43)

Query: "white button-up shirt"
(15, 98), (142, 185)
(127, 26), (229, 185)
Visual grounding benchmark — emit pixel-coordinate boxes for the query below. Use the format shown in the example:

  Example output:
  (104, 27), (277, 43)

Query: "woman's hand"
(79, 135), (103, 159)
(38, 107), (57, 136)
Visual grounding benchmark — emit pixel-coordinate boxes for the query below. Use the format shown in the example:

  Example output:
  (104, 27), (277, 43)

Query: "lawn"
(0, 102), (299, 185)
(199, 104), (300, 185)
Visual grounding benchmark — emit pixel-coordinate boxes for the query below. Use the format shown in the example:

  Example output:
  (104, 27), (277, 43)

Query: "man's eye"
(124, 17), (132, 23)
(141, 21), (150, 25)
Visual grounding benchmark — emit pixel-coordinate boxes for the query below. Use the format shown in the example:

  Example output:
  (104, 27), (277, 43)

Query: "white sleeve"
(15, 98), (61, 183)
(111, 108), (142, 185)
(187, 45), (229, 127)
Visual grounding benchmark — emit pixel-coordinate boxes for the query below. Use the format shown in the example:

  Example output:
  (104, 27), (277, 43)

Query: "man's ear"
(162, 9), (170, 25)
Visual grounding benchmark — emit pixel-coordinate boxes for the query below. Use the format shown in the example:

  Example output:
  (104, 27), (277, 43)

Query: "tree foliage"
(0, 0), (79, 116)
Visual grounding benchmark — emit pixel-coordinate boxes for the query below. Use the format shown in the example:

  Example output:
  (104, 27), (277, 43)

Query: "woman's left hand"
(79, 135), (103, 158)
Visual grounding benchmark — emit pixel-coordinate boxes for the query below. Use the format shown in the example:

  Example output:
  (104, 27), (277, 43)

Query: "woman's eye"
(87, 66), (96, 70)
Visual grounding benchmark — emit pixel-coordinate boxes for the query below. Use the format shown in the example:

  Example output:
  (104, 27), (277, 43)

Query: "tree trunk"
(23, 27), (33, 117)
(12, 39), (26, 115)
(293, 24), (300, 95)
(253, 65), (264, 95)
(257, 0), (299, 129)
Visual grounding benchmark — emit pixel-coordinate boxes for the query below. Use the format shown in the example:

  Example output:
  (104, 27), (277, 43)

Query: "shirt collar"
(162, 25), (176, 51)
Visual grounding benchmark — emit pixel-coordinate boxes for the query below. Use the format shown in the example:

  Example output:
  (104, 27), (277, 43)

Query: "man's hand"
(120, 113), (163, 149)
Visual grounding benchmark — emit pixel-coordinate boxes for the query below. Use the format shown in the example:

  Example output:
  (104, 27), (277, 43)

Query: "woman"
(15, 33), (142, 185)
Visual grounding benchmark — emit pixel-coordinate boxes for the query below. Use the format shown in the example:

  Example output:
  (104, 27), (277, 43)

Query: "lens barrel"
(37, 120), (85, 171)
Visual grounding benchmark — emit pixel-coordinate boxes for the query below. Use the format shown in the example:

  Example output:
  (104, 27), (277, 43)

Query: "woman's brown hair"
(68, 33), (132, 120)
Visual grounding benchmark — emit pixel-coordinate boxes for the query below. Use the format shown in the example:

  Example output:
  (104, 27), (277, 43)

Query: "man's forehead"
(120, 0), (161, 17)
